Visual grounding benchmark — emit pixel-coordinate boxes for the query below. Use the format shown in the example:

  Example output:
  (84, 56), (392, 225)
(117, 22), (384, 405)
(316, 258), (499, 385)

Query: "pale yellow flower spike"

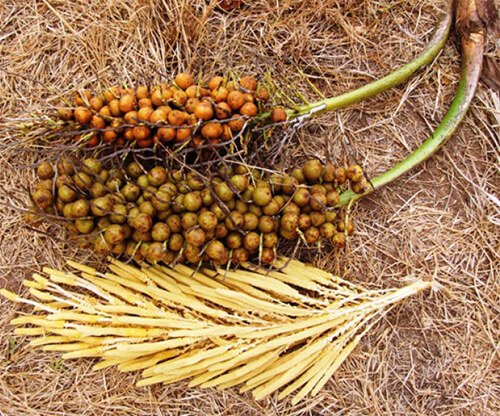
(2, 256), (432, 403)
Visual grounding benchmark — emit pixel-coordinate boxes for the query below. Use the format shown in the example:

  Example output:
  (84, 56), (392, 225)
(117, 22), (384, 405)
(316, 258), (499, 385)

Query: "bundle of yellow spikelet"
(2, 256), (431, 404)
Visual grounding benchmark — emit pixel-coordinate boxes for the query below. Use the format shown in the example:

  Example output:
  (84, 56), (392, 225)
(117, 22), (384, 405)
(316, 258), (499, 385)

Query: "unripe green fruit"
(133, 213), (153, 232)
(310, 193), (327, 211)
(298, 213), (311, 230)
(148, 167), (168, 186)
(122, 183), (141, 201)
(215, 223), (228, 239)
(206, 240), (226, 261)
(146, 242), (167, 263)
(215, 182), (234, 202)
(303, 160), (323, 182)
(263, 232), (278, 248)
(166, 215), (182, 233)
(262, 200), (280, 216)
(181, 212), (198, 230)
(331, 233), (346, 248)
(232, 247), (249, 264)
(110, 204), (128, 224)
(75, 218), (94, 234)
(32, 189), (53, 210)
(225, 211), (244, 231)
(94, 235), (112, 254)
(243, 212), (259, 231)
(281, 212), (299, 232)
(305, 227), (320, 244)
(252, 187), (272, 207)
(91, 196), (113, 216)
(139, 201), (156, 217)
(310, 211), (326, 227)
(126, 162), (143, 179)
(71, 199), (90, 217)
(105, 224), (126, 245)
(151, 222), (171, 242)
(225, 232), (243, 249)
(37, 163), (54, 180)
(346, 164), (363, 182)
(198, 211), (218, 231)
(293, 188), (310, 207)
(244, 232), (260, 253)
(326, 190), (340, 207)
(168, 233), (184, 251)
(292, 168), (305, 184)
(230, 175), (249, 192)
(137, 174), (149, 188)
(90, 182), (107, 198)
(184, 192), (202, 212)
(322, 164), (335, 182)
(58, 185), (77, 203)
(259, 215), (275, 233)
(200, 188), (213, 206)
(185, 227), (206, 247)
(187, 172), (204, 191)
(132, 229), (151, 242)
(320, 222), (336, 239)
(82, 158), (102, 175)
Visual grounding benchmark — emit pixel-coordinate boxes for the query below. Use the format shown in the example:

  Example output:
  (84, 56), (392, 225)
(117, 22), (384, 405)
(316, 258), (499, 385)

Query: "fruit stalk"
(337, 0), (487, 207)
(259, 1), (453, 121)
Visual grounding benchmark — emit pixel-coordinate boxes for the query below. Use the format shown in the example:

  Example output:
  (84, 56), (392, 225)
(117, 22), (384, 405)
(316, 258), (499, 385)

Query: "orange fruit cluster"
(58, 73), (285, 150)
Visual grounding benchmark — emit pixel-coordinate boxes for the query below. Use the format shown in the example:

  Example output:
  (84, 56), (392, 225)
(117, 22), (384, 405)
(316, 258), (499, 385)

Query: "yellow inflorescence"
(3, 257), (431, 404)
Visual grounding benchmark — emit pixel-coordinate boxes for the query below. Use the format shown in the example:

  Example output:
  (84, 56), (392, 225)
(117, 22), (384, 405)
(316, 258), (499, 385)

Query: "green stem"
(337, 32), (485, 207)
(258, 2), (452, 121)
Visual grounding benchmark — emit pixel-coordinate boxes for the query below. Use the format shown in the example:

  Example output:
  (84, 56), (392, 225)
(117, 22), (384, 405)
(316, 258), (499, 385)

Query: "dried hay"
(0, 0), (498, 415)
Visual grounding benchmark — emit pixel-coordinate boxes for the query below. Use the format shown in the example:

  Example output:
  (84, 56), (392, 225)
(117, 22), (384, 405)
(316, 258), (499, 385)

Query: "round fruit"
(346, 164), (363, 182)
(199, 211), (218, 231)
(252, 187), (272, 207)
(147, 242), (167, 263)
(175, 73), (194, 89)
(105, 224), (126, 245)
(293, 188), (310, 207)
(185, 228), (206, 247)
(227, 91), (245, 110)
(303, 160), (323, 182)
(206, 240), (225, 262)
(74, 107), (92, 125)
(270, 107), (287, 123)
(133, 213), (153, 232)
(37, 163), (54, 180)
(32, 189), (53, 210)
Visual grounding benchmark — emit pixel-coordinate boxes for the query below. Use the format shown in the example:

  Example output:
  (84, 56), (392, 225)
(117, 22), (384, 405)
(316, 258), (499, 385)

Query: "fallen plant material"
(1, 1), (498, 414)
(2, 256), (432, 404)
(481, 55), (500, 93)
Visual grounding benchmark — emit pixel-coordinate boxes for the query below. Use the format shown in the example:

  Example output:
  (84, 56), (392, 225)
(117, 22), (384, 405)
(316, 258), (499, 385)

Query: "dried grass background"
(0, 0), (499, 415)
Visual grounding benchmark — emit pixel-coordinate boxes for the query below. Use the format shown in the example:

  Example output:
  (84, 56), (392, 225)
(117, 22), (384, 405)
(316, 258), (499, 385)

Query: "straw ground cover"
(0, 0), (498, 415)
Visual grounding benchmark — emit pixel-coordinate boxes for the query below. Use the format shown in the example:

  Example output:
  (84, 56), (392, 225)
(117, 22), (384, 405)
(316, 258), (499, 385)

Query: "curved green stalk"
(258, 2), (453, 121)
(337, 30), (486, 207)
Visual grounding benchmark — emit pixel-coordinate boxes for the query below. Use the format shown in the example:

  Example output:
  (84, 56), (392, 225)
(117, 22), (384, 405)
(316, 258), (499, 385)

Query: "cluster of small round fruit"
(30, 157), (367, 266)
(57, 73), (287, 150)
